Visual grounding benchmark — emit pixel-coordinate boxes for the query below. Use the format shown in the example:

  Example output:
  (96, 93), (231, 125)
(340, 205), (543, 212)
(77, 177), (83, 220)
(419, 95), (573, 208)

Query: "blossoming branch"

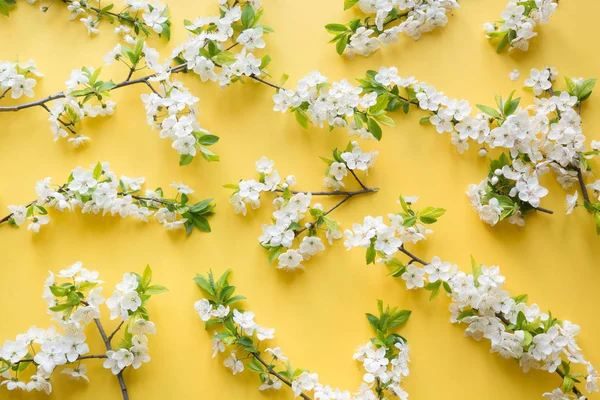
(0, 0), (273, 166)
(0, 161), (215, 234)
(272, 66), (600, 232)
(326, 0), (459, 58)
(0, 262), (167, 399)
(0, 0), (171, 42)
(226, 143), (379, 271)
(484, 0), (558, 52)
(344, 197), (598, 399)
(194, 269), (412, 399)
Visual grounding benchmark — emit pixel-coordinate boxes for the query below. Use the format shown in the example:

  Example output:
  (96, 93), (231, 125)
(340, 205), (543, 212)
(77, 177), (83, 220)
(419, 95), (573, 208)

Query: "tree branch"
(396, 244), (585, 397)
(93, 318), (129, 400)
(576, 167), (591, 204)
(107, 321), (125, 344)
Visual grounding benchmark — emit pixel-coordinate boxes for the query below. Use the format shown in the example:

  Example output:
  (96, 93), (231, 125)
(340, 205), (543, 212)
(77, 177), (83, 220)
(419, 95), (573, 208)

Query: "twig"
(107, 321), (125, 344)
(251, 352), (312, 400)
(13, 354), (108, 366)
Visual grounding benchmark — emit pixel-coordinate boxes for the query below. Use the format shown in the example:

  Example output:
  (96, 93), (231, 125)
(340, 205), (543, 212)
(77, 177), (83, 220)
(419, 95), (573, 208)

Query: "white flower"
(565, 191), (578, 215)
(170, 181), (194, 194)
(266, 347), (287, 361)
(131, 319), (156, 335)
(233, 310), (256, 335)
(509, 69), (520, 81)
(255, 156), (275, 174)
(224, 352), (244, 375)
(27, 215), (50, 232)
(237, 27), (265, 51)
(424, 256), (454, 282)
(7, 205), (27, 225)
(524, 68), (552, 96)
(194, 298), (213, 321)
(292, 372), (319, 397)
(401, 265), (425, 289)
(277, 249), (304, 271)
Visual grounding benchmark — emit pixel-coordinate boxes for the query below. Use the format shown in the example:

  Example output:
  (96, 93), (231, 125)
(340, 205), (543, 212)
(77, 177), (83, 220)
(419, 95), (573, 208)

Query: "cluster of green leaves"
(476, 91), (521, 125)
(325, 3), (407, 55)
(121, 3), (171, 41)
(0, 0), (14, 17)
(366, 196), (445, 265)
(70, 67), (116, 105)
(357, 70), (420, 139)
(564, 77), (596, 103)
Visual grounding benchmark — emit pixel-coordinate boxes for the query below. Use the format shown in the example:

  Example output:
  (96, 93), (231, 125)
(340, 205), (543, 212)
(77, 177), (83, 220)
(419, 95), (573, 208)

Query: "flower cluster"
(49, 65), (120, 146)
(344, 196), (443, 261)
(0, 263), (166, 396)
(345, 199), (598, 398)
(484, 0), (558, 52)
(326, 0), (459, 58)
(227, 144), (378, 271)
(172, 0), (273, 88)
(0, 59), (42, 100)
(1, 161), (215, 234)
(1, 0), (171, 42)
(194, 270), (412, 399)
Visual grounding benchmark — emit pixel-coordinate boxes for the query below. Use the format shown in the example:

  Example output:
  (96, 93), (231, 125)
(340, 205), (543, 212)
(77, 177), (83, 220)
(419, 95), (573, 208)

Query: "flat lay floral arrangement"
(1, 0), (599, 400)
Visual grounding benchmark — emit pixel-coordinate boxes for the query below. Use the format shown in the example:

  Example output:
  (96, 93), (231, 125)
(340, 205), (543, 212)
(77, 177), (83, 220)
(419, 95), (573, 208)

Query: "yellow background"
(0, 0), (599, 399)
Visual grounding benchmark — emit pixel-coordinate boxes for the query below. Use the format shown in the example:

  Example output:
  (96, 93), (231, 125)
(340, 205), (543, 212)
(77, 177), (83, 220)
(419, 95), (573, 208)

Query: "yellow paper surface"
(0, 0), (599, 398)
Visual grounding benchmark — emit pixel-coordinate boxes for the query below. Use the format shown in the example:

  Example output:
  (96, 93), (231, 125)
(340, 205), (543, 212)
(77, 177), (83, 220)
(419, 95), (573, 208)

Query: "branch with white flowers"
(194, 269), (412, 400)
(271, 66), (600, 233)
(0, 161), (215, 234)
(0, 0), (275, 166)
(0, 0), (172, 42)
(484, 0), (558, 52)
(344, 197), (598, 399)
(326, 0), (459, 57)
(226, 142), (379, 271)
(0, 262), (167, 398)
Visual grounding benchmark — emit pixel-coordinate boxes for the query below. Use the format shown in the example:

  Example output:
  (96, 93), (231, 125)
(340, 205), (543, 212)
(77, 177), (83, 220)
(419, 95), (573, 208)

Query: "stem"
(93, 318), (129, 400)
(13, 354), (108, 366)
(0, 88), (10, 100)
(0, 192), (176, 226)
(396, 245), (585, 397)
(576, 167), (591, 204)
(250, 352), (312, 400)
(533, 206), (554, 215)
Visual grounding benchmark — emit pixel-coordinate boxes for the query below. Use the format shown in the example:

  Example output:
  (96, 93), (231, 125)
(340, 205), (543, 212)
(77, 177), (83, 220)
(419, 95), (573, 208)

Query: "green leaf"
(367, 118), (382, 140)
(325, 24), (348, 34)
(366, 313), (379, 331)
(336, 34), (349, 55)
(295, 108), (309, 129)
(366, 243), (376, 264)
(476, 104), (501, 119)
(344, 0), (360, 9)
(268, 246), (283, 264)
(145, 284), (168, 295)
(49, 285), (69, 297)
(193, 274), (216, 297)
(92, 162), (103, 179)
(142, 265), (152, 288)
(577, 78), (596, 101)
(471, 255), (482, 285)
(192, 215), (211, 232)
(179, 154), (194, 166)
(241, 4), (255, 29)
(387, 310), (411, 328)
(196, 134), (219, 146)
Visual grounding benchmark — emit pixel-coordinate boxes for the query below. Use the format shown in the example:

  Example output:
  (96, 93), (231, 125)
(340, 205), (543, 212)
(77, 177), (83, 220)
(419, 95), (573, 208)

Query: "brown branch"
(0, 63), (188, 113)
(12, 354), (108, 366)
(576, 167), (591, 204)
